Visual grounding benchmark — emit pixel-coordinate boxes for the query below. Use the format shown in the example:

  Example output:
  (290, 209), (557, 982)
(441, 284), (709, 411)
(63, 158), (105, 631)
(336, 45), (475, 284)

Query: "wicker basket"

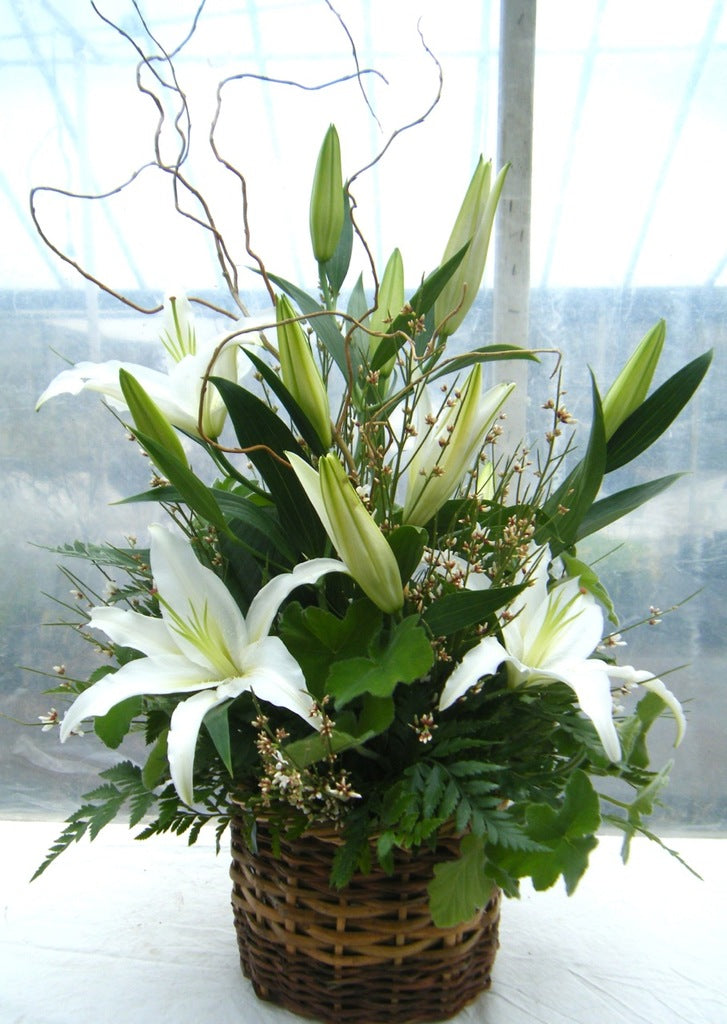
(230, 817), (501, 1024)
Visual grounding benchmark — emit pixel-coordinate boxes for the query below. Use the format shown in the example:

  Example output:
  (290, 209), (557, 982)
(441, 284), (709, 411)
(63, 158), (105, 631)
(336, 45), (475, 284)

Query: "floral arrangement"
(30, 102), (711, 924)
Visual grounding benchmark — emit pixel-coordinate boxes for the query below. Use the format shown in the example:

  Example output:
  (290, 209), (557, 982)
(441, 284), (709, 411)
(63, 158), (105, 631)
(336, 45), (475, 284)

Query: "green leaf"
(507, 770), (601, 894)
(130, 428), (230, 534)
(203, 702), (233, 777)
(323, 191), (354, 295)
(425, 344), (539, 385)
(542, 373), (607, 553)
(576, 474), (684, 542)
(387, 525), (427, 585)
(118, 484), (297, 565)
(422, 584), (525, 637)
(327, 616), (434, 707)
(284, 727), (372, 770)
(242, 347), (328, 457)
(428, 834), (496, 927)
(212, 377), (326, 557)
(606, 350), (712, 472)
(279, 600), (383, 701)
(559, 552), (617, 625)
(142, 729), (169, 789)
(94, 697), (142, 749)
(119, 369), (188, 466)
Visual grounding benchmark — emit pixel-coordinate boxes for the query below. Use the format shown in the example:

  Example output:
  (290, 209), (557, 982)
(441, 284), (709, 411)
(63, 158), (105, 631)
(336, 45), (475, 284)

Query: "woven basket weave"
(230, 817), (501, 1024)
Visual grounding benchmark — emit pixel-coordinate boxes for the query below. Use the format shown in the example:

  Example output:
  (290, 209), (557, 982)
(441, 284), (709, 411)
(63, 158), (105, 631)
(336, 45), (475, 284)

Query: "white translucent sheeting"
(0, 826), (724, 1024)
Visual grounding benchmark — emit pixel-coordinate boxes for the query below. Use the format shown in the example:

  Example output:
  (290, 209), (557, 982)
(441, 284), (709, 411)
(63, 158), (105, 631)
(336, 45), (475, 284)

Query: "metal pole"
(493, 0), (536, 446)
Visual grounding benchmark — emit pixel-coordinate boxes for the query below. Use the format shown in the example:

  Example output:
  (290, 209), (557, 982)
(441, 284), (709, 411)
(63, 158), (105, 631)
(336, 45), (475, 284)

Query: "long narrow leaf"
(242, 348), (328, 457)
(422, 584), (526, 636)
(130, 428), (229, 534)
(576, 473), (684, 541)
(212, 377), (326, 557)
(542, 374), (606, 553)
(606, 350), (713, 472)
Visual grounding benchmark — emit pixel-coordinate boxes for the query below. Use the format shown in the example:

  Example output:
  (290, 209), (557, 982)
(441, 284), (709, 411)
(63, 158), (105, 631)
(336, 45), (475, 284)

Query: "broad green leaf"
(203, 702), (233, 777)
(428, 834), (496, 927)
(284, 726), (371, 770)
(94, 696), (142, 749)
(576, 474), (684, 542)
(327, 616), (434, 707)
(606, 350), (712, 472)
(279, 600), (383, 700)
(142, 729), (169, 789)
(345, 271), (370, 373)
(422, 584), (525, 637)
(212, 377), (326, 557)
(130, 428), (229, 534)
(357, 694), (396, 736)
(119, 369), (188, 466)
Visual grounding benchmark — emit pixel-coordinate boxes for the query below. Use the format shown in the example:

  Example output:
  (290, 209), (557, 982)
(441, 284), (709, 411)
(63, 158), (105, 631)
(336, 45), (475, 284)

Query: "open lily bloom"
(438, 548), (686, 762)
(36, 295), (273, 439)
(59, 525), (349, 805)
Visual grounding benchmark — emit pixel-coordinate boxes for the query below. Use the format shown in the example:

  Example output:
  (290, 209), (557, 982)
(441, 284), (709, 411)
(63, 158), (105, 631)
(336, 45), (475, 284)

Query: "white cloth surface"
(0, 822), (724, 1024)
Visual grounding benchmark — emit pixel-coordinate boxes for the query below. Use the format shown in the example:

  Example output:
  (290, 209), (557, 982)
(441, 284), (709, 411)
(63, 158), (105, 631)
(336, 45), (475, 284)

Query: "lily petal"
(149, 524), (249, 673)
(438, 636), (508, 710)
(550, 657), (622, 762)
(609, 665), (687, 746)
(88, 605), (179, 658)
(59, 654), (214, 742)
(168, 689), (229, 807)
(246, 557), (349, 642)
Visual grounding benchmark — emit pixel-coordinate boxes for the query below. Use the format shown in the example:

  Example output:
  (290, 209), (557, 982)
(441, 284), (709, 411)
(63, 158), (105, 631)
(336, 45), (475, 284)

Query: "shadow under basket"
(230, 818), (501, 1024)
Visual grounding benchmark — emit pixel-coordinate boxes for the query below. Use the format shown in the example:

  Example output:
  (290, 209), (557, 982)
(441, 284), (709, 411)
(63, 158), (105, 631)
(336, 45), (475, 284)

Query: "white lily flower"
(59, 524), (349, 805)
(36, 295), (273, 439)
(402, 365), (514, 527)
(438, 549), (686, 762)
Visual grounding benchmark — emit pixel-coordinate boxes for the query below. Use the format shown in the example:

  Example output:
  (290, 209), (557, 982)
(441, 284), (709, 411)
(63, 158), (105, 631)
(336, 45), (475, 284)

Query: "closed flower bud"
(309, 124), (344, 264)
(435, 159), (509, 340)
(368, 248), (405, 376)
(601, 320), (665, 439)
(287, 452), (404, 613)
(276, 294), (332, 447)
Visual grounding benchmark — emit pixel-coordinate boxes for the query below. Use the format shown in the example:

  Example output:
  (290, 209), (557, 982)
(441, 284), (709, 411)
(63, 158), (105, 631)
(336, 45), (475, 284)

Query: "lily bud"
(601, 320), (665, 439)
(276, 294), (332, 447)
(434, 159), (509, 340)
(287, 452), (404, 613)
(368, 248), (405, 377)
(403, 365), (514, 527)
(309, 124), (344, 264)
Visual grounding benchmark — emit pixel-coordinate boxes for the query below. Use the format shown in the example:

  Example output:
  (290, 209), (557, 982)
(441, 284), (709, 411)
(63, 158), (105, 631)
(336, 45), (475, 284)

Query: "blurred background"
(1, 0), (725, 827)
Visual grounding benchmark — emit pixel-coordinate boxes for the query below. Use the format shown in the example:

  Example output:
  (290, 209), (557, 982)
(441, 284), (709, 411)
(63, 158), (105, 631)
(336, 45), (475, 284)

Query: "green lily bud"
(118, 368), (188, 467)
(601, 320), (666, 439)
(309, 124), (344, 264)
(434, 159), (509, 340)
(368, 248), (405, 376)
(287, 452), (404, 613)
(276, 294), (332, 447)
(403, 365), (514, 527)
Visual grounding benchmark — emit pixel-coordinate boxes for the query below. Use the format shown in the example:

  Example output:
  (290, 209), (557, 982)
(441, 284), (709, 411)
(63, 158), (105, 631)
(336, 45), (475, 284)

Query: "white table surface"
(0, 821), (724, 1024)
